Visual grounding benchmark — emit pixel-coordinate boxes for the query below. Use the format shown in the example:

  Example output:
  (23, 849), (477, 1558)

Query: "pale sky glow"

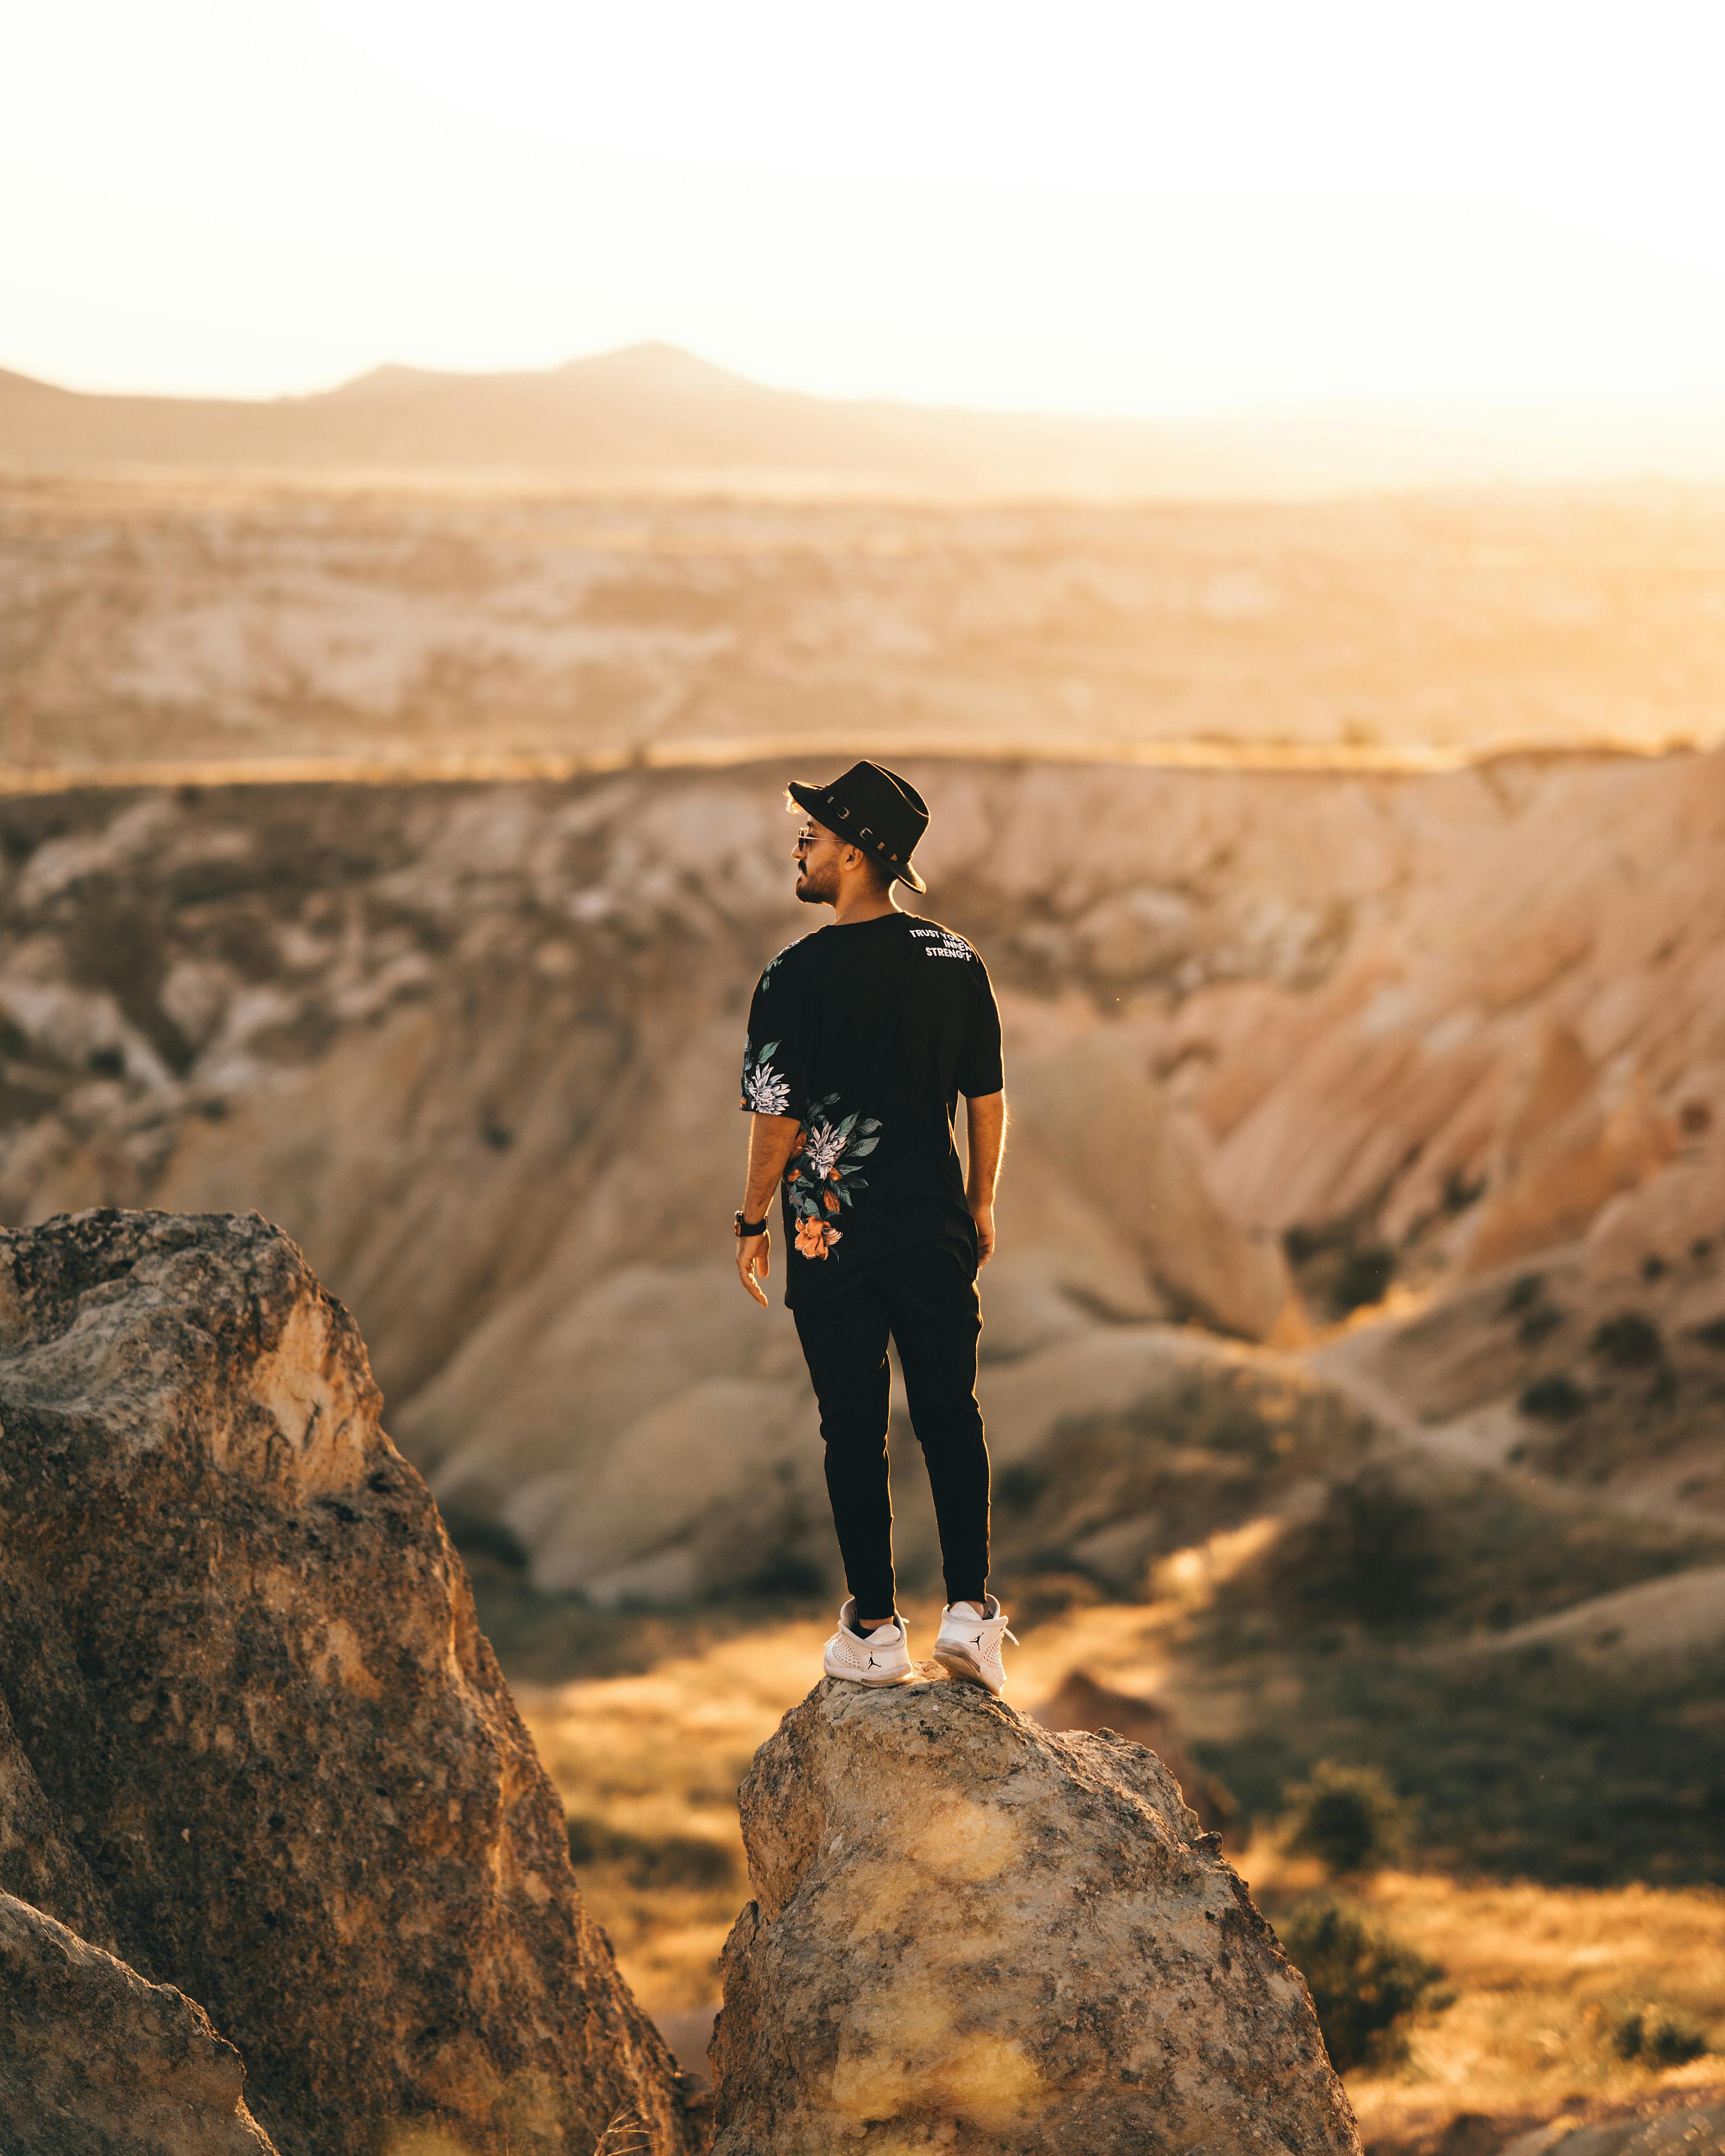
(5, 0), (1725, 412)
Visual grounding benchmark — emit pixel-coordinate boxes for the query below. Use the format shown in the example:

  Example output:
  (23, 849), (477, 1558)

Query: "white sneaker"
(933, 1598), (1017, 1696)
(823, 1599), (914, 1687)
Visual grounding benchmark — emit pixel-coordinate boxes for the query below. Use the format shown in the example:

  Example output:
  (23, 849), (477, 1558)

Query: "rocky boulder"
(0, 1208), (698, 2156)
(0, 1890), (276, 2155)
(710, 1675), (1360, 2156)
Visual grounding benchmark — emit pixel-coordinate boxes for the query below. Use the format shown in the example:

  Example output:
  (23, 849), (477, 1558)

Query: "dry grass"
(1255, 1860), (1725, 2139)
(516, 1616), (813, 2010)
(517, 1600), (1725, 2143)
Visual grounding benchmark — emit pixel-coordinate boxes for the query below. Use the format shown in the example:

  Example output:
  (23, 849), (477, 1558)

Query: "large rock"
(0, 1208), (699, 2156)
(710, 1676), (1360, 2156)
(0, 1890), (277, 2155)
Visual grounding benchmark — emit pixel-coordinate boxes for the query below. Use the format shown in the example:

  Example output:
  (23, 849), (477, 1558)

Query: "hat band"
(804, 785), (916, 870)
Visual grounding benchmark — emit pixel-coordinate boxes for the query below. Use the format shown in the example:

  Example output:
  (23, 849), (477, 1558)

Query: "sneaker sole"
(823, 1657), (915, 1687)
(933, 1642), (1004, 1696)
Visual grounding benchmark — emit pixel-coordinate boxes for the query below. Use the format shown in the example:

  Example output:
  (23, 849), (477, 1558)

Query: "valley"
(1, 644), (1722, 2150)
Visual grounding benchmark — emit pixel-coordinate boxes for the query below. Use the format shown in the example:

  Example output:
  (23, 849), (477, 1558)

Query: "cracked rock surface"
(711, 1675), (1360, 2156)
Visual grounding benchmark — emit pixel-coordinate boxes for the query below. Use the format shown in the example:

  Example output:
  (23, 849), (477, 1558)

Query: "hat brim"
(787, 779), (926, 893)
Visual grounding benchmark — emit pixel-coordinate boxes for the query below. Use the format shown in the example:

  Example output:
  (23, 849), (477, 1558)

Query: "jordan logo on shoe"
(867, 1655), (878, 1668)
(970, 1635), (983, 1648)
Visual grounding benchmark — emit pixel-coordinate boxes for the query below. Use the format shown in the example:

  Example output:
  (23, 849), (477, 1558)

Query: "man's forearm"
(965, 1091), (1007, 1207)
(742, 1113), (802, 1219)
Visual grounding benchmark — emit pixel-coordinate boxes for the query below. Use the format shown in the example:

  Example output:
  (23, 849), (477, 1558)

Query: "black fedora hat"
(787, 760), (929, 893)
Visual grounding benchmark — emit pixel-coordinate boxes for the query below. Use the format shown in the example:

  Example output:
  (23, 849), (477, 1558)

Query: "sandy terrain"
(6, 478), (1725, 776)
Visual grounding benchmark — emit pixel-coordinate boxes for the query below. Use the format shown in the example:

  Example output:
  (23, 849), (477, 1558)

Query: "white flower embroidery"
(802, 1120), (848, 1178)
(743, 1060), (792, 1115)
(746, 1061), (794, 1112)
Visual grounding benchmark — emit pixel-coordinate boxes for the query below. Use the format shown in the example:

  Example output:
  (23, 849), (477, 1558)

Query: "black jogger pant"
(792, 1241), (990, 1619)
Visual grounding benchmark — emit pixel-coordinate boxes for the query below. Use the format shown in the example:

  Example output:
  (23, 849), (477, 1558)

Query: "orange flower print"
(784, 1098), (875, 1256)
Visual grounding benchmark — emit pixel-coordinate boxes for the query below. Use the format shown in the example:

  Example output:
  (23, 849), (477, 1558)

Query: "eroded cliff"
(0, 748), (1721, 1591)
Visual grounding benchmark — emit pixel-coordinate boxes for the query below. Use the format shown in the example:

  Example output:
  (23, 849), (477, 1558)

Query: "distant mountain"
(5, 342), (1725, 496)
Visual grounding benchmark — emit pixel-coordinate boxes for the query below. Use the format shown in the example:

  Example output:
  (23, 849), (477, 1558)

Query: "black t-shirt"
(739, 912), (1005, 1308)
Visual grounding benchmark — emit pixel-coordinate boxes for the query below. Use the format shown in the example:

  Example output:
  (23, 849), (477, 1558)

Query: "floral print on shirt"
(740, 1040), (794, 1117)
(782, 1094), (880, 1258)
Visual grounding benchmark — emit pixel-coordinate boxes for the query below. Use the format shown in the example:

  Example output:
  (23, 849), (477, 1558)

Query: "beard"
(795, 861), (838, 905)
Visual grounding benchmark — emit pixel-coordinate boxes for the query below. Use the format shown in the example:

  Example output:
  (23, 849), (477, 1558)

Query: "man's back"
(740, 912), (1002, 1301)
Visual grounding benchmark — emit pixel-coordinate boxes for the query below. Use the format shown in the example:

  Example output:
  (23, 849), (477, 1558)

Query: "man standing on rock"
(734, 761), (1015, 1694)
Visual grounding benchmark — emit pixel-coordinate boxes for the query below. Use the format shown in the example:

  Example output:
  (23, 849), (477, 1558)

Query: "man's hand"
(970, 1199), (996, 1267)
(736, 1112), (801, 1308)
(736, 1228), (771, 1307)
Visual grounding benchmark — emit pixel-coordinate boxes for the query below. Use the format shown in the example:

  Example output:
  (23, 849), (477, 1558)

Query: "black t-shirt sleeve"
(739, 944), (818, 1122)
(955, 956), (1005, 1097)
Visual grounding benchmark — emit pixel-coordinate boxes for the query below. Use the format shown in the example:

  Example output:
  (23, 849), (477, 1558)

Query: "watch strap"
(734, 1210), (770, 1238)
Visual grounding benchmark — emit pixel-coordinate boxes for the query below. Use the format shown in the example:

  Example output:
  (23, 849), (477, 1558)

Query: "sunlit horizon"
(8, 0), (1725, 416)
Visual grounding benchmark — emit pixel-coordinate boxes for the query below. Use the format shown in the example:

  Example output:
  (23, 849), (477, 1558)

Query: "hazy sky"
(7, 0), (1725, 413)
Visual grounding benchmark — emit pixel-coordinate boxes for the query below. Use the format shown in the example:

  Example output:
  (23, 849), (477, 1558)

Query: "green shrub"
(1284, 1760), (1412, 1876)
(1517, 1305), (1564, 1346)
(1519, 1373), (1586, 1421)
(1286, 1476), (1443, 1629)
(994, 1462), (1051, 1514)
(1590, 1313), (1663, 1368)
(1612, 2004), (1709, 2068)
(565, 1813), (739, 1890)
(1330, 1246), (1396, 1317)
(440, 1501), (529, 1574)
(1504, 1273), (1545, 1315)
(1280, 1897), (1450, 2072)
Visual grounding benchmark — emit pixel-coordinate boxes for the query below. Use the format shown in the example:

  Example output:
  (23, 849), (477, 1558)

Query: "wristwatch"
(734, 1210), (769, 1238)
